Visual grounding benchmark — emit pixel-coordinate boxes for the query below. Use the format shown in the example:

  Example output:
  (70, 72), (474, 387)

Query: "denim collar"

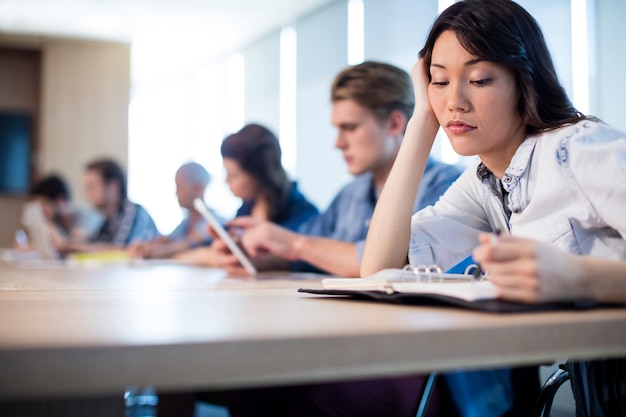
(475, 137), (537, 191)
(475, 137), (538, 223)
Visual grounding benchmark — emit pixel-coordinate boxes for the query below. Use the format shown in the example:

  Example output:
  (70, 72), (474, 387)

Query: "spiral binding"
(400, 263), (486, 282)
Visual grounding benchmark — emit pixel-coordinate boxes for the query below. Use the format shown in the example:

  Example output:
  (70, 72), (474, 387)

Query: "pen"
(491, 228), (502, 243)
(472, 229), (502, 280)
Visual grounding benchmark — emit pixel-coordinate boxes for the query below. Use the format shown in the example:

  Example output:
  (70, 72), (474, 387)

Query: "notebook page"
(391, 280), (498, 302)
(321, 268), (477, 291)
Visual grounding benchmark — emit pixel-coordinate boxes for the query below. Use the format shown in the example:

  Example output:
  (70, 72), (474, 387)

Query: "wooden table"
(1, 260), (625, 402)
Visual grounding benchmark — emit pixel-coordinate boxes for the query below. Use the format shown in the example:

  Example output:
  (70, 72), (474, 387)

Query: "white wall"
(520, 0), (574, 101)
(363, 0), (438, 71)
(243, 32), (281, 134)
(295, 0), (352, 211)
(594, 0), (626, 131)
(40, 39), (130, 204)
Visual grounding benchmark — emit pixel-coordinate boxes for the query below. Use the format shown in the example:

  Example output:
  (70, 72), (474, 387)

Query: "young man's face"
(331, 99), (399, 176)
(84, 170), (117, 211)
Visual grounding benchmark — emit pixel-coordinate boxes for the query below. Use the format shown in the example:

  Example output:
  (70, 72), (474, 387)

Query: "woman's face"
(223, 158), (260, 200)
(428, 30), (526, 172)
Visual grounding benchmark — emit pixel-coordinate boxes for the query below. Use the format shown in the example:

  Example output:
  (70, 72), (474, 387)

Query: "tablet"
(193, 198), (257, 275)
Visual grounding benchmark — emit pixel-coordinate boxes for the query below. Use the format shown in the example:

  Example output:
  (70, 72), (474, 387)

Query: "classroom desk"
(1, 261), (625, 401)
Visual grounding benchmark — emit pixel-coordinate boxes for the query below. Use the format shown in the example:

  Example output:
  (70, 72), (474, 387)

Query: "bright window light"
(128, 81), (194, 235)
(128, 30), (245, 233)
(225, 53), (245, 134)
(571, 0), (590, 114)
(438, 0), (455, 13)
(347, 0), (364, 65)
(191, 63), (241, 219)
(280, 26), (298, 179)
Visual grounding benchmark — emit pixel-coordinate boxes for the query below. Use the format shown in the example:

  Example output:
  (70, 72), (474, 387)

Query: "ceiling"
(0, 0), (338, 80)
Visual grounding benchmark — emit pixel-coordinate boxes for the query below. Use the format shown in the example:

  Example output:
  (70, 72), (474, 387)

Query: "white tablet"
(193, 198), (257, 275)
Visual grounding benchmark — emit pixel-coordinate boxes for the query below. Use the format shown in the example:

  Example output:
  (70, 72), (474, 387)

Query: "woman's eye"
(431, 80), (448, 87)
(471, 78), (491, 86)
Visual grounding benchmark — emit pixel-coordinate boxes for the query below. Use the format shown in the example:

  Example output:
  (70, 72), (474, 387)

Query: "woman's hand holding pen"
(473, 233), (587, 303)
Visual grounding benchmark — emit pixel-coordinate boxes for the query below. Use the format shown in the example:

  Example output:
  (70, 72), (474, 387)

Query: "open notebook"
(299, 266), (606, 313)
(320, 267), (497, 302)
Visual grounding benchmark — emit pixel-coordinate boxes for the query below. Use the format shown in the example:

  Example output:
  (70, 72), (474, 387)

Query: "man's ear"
(387, 109), (408, 137)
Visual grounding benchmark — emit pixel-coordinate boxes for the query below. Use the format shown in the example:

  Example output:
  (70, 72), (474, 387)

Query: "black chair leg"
(534, 364), (570, 417)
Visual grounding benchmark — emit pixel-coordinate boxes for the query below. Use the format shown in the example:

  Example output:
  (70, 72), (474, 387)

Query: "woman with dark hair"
(363, 0), (626, 416)
(221, 123), (318, 230)
(172, 124), (318, 267)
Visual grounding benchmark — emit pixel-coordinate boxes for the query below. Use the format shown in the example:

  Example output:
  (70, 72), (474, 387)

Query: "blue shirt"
(168, 209), (216, 247)
(236, 182), (319, 231)
(293, 157), (462, 272)
(91, 200), (159, 246)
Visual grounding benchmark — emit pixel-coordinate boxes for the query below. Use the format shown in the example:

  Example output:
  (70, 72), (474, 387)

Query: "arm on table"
(226, 217), (361, 277)
(361, 58), (440, 276)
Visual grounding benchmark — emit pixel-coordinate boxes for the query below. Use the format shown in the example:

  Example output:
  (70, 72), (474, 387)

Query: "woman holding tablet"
(174, 123), (318, 268)
(220, 123), (319, 231)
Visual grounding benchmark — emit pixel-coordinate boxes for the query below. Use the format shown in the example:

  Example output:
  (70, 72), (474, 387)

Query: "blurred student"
(217, 61), (462, 278)
(131, 162), (216, 259)
(69, 158), (158, 251)
(17, 174), (102, 251)
(174, 123), (319, 265)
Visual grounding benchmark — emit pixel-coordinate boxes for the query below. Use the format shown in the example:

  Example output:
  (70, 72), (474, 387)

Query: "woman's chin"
(447, 145), (477, 158)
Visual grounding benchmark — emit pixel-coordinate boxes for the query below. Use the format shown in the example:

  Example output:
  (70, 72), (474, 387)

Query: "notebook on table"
(298, 266), (609, 313)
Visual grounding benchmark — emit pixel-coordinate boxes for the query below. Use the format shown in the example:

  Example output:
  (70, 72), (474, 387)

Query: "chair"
(533, 364), (570, 417)
(414, 365), (541, 417)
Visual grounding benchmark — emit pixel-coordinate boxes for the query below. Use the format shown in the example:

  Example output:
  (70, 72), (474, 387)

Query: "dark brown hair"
(220, 124), (290, 222)
(418, 0), (585, 135)
(31, 174), (70, 201)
